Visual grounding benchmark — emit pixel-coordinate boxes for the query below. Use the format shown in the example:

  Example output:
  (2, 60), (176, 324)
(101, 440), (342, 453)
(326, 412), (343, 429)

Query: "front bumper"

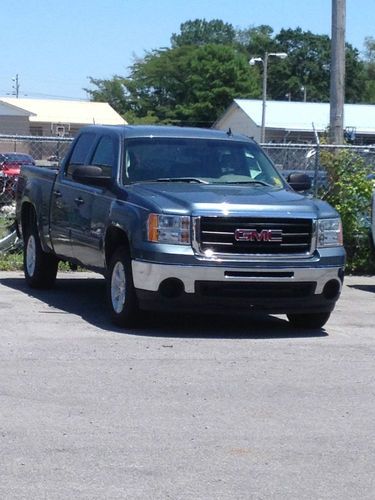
(132, 260), (344, 314)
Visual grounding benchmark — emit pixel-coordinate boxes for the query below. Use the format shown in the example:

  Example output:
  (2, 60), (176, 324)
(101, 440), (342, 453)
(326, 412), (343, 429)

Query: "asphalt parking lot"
(0, 271), (374, 499)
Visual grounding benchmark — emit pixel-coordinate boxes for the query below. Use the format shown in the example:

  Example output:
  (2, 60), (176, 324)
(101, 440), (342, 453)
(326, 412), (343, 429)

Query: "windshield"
(122, 138), (285, 188)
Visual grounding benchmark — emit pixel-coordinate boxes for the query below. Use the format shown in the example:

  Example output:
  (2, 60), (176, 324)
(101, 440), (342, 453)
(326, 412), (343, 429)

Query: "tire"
(23, 217), (58, 288)
(287, 312), (331, 329)
(107, 246), (139, 327)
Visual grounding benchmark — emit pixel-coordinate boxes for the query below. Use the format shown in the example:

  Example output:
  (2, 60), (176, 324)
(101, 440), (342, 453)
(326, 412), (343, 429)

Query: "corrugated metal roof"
(0, 97), (126, 125)
(234, 99), (375, 133)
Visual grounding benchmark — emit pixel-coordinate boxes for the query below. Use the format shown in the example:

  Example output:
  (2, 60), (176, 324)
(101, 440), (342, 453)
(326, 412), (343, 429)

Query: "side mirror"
(287, 172), (312, 192)
(72, 165), (112, 187)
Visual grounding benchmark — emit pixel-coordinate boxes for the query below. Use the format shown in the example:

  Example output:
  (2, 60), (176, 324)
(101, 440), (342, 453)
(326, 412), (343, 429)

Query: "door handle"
(74, 197), (84, 206)
(53, 190), (62, 198)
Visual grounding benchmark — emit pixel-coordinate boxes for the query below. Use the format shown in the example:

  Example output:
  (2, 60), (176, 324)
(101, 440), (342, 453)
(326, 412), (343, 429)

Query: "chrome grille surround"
(192, 216), (316, 261)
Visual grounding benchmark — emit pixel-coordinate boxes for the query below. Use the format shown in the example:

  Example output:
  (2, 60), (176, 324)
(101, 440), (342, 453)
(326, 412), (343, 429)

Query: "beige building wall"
(213, 105), (261, 142)
(0, 116), (30, 136)
(0, 116), (30, 154)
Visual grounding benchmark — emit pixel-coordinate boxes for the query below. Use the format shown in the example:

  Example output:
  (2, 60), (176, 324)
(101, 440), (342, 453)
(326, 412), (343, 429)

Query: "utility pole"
(12, 74), (20, 98)
(329, 0), (346, 144)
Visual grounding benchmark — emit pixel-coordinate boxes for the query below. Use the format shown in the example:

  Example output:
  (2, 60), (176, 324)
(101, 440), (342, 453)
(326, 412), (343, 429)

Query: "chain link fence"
(0, 134), (73, 206)
(0, 134), (73, 163)
(0, 134), (73, 254)
(263, 143), (375, 196)
(1, 134), (375, 256)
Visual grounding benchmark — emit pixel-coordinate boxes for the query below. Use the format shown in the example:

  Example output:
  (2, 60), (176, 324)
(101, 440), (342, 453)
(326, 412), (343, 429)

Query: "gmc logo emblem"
(234, 228), (283, 242)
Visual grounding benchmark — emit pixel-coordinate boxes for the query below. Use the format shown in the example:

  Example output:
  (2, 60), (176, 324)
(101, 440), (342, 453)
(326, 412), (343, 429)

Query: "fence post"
(313, 125), (320, 197)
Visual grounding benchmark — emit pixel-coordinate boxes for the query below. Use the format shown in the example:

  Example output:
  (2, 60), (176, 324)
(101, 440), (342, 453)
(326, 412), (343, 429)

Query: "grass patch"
(0, 250), (82, 272)
(0, 251), (23, 271)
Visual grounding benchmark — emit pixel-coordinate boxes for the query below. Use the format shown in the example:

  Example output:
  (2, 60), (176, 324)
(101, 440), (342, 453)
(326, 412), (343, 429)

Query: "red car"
(0, 153), (35, 202)
(0, 152), (35, 176)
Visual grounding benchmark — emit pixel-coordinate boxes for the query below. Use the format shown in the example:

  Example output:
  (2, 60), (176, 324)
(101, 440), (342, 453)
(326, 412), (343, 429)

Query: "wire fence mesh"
(0, 134), (73, 206)
(0, 134), (73, 255)
(263, 143), (375, 196)
(0, 134), (73, 163)
(1, 134), (375, 256)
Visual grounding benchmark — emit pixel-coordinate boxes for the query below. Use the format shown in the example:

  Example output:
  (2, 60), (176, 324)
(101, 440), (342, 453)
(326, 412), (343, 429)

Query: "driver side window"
(90, 135), (117, 177)
(65, 132), (96, 180)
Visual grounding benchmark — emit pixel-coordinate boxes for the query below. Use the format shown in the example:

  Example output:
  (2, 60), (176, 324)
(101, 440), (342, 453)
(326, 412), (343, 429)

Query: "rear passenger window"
(90, 136), (116, 177)
(65, 133), (96, 179)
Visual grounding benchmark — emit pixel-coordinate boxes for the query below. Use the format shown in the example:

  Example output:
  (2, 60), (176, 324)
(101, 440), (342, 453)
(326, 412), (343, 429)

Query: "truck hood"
(129, 182), (337, 219)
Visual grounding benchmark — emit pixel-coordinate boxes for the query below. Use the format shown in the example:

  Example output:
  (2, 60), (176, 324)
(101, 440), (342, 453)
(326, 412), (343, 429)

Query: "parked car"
(0, 153), (35, 177)
(0, 153), (35, 203)
(16, 125), (345, 329)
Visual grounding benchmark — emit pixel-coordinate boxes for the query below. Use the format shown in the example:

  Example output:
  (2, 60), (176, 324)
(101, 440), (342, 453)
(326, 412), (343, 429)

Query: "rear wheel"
(23, 216), (58, 288)
(287, 312), (331, 329)
(107, 246), (139, 327)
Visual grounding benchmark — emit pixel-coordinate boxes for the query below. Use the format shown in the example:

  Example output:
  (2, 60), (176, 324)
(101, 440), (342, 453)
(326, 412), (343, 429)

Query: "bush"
(320, 149), (375, 274)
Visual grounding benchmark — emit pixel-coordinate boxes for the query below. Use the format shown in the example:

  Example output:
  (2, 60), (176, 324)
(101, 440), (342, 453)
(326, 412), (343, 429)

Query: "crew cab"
(16, 125), (345, 328)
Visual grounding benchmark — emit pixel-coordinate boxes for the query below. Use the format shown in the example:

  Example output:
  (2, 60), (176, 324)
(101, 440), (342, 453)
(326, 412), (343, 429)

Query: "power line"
(21, 91), (89, 100)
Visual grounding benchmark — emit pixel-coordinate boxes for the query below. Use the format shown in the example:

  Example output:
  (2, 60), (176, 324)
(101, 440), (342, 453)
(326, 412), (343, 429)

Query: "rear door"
(50, 132), (97, 259)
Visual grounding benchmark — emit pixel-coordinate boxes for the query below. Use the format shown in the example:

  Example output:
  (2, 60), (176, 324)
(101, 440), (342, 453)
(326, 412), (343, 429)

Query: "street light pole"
(261, 52), (269, 143)
(250, 52), (287, 143)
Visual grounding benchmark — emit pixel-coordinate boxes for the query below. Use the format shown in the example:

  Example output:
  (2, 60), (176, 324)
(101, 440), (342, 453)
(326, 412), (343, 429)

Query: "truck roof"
(78, 124), (255, 144)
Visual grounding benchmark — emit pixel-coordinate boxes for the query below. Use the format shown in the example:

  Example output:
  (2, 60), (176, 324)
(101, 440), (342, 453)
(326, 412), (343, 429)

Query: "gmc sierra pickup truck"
(16, 125), (345, 328)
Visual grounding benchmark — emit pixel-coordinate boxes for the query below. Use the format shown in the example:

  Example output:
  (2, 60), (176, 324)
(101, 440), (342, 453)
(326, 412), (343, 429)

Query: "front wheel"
(23, 220), (58, 288)
(107, 246), (139, 327)
(287, 312), (331, 329)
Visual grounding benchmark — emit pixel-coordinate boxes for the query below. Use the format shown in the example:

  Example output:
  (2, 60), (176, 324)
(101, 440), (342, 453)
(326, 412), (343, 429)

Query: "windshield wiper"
(153, 177), (209, 184)
(224, 180), (274, 187)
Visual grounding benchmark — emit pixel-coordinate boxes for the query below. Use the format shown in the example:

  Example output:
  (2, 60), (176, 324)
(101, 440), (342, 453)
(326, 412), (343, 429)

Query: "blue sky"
(0, 0), (373, 100)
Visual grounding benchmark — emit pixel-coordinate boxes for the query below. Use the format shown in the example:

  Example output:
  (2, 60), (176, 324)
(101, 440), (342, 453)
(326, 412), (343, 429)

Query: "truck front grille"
(196, 216), (313, 256)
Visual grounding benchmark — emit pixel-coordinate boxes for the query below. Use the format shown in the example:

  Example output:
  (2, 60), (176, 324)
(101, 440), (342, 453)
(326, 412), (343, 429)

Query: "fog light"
(323, 280), (340, 300)
(159, 278), (184, 298)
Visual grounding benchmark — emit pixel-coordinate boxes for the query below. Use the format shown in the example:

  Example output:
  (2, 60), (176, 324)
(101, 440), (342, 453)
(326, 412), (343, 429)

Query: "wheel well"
(105, 226), (130, 266)
(21, 202), (36, 234)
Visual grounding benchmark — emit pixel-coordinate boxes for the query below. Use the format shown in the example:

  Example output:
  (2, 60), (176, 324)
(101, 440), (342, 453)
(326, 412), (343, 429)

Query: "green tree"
(344, 44), (367, 103)
(85, 76), (129, 116)
(269, 28), (331, 102)
(171, 19), (236, 48)
(126, 44), (259, 126)
(236, 24), (275, 57)
(87, 42), (259, 127)
(86, 20), (370, 126)
(239, 27), (367, 103)
(362, 36), (375, 103)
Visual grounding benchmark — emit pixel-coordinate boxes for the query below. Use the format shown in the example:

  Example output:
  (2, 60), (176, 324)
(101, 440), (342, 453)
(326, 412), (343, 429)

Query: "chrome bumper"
(132, 260), (342, 295)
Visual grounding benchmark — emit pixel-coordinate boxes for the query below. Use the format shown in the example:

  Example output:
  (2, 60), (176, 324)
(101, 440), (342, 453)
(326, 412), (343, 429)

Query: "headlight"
(317, 218), (343, 247)
(147, 214), (190, 245)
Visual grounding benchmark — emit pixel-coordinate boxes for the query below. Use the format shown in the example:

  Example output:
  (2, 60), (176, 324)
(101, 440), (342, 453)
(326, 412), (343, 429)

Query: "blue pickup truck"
(15, 125), (345, 328)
